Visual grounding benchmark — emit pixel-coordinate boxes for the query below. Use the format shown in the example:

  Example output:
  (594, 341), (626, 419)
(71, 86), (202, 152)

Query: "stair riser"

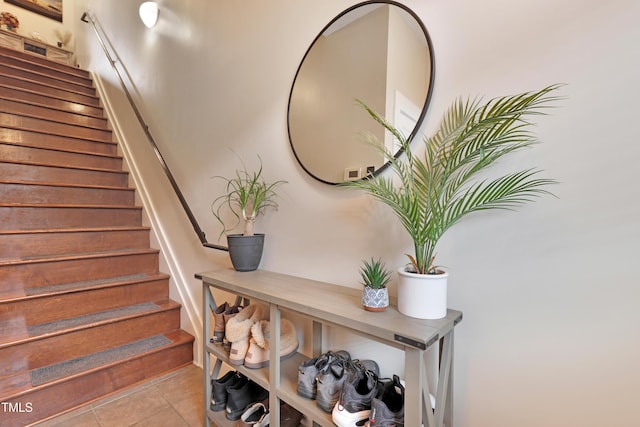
(1, 183), (135, 205)
(0, 46), (90, 79)
(1, 113), (112, 142)
(0, 229), (150, 260)
(1, 98), (108, 129)
(0, 128), (117, 156)
(0, 308), (181, 378)
(0, 339), (193, 426)
(0, 162), (128, 187)
(0, 144), (122, 170)
(0, 85), (104, 117)
(0, 64), (96, 96)
(0, 206), (142, 230)
(0, 75), (99, 107)
(0, 278), (169, 326)
(0, 55), (93, 87)
(0, 252), (160, 293)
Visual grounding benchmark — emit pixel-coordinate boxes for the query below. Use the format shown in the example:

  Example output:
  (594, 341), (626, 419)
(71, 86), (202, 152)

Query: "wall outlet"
(344, 167), (361, 181)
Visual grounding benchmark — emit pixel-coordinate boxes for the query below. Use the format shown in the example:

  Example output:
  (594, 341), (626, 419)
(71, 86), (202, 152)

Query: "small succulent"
(360, 258), (392, 289)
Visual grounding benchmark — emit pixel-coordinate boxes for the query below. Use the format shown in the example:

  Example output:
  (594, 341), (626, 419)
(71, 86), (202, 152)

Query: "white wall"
(73, 1), (640, 426)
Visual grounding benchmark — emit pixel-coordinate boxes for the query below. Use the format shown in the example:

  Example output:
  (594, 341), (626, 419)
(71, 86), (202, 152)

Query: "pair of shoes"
(240, 400), (304, 427)
(211, 302), (243, 347)
(210, 371), (244, 412)
(367, 375), (404, 427)
(244, 319), (299, 369)
(314, 352), (380, 414)
(225, 304), (268, 365)
(226, 377), (269, 421)
(297, 350), (351, 401)
(331, 360), (382, 426)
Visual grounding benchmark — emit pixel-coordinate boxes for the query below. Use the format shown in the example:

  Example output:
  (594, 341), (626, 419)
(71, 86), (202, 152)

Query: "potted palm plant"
(344, 85), (560, 319)
(360, 258), (392, 312)
(212, 156), (286, 271)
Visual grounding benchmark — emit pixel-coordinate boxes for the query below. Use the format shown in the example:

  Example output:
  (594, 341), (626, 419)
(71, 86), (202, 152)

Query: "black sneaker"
(210, 371), (244, 412)
(368, 375), (404, 426)
(226, 378), (269, 421)
(332, 367), (380, 427)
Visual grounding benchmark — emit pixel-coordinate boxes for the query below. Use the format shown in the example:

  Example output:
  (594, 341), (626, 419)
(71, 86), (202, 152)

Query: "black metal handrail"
(81, 12), (227, 251)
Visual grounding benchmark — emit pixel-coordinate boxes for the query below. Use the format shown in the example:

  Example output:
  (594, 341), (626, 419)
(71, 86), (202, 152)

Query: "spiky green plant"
(360, 258), (392, 289)
(212, 156), (286, 237)
(343, 85), (560, 275)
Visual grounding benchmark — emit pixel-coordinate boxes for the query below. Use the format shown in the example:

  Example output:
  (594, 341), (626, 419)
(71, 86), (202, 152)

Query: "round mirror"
(287, 1), (435, 185)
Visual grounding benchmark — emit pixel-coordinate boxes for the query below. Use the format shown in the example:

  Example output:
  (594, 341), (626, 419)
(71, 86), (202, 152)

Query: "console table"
(196, 268), (462, 427)
(0, 29), (73, 65)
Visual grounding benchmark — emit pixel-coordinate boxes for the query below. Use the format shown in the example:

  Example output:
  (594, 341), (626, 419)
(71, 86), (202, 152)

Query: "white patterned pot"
(362, 287), (389, 312)
(397, 268), (448, 319)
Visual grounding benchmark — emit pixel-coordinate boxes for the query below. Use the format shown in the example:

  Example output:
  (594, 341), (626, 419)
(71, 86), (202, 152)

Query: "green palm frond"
(344, 85), (561, 274)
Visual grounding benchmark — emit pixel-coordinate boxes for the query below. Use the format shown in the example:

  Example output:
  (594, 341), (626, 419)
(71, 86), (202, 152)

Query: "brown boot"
(211, 302), (229, 346)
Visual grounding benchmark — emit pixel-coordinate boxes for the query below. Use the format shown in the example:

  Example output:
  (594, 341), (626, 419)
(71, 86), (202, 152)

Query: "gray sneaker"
(298, 350), (350, 400)
(368, 375), (404, 427)
(314, 351), (353, 412)
(332, 367), (380, 427)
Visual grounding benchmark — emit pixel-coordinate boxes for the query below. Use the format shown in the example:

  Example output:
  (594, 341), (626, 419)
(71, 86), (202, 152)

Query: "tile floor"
(33, 364), (204, 427)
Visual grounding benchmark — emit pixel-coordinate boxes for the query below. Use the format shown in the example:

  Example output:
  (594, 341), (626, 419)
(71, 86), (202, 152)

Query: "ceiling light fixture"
(139, 2), (159, 28)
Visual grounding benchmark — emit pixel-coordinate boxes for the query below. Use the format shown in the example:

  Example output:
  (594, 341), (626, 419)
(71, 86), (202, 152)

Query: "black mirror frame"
(287, 0), (436, 185)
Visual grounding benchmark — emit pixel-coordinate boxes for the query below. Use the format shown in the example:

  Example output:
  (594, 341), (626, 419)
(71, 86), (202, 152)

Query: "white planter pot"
(397, 268), (448, 319)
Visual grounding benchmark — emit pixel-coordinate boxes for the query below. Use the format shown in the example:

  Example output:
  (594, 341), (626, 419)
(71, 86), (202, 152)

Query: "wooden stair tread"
(0, 330), (193, 400)
(0, 45), (91, 79)
(0, 84), (105, 119)
(0, 141), (121, 161)
(1, 112), (112, 142)
(0, 128), (118, 155)
(0, 201), (140, 207)
(0, 72), (98, 98)
(0, 62), (95, 89)
(0, 158), (129, 176)
(0, 225), (151, 235)
(0, 97), (108, 130)
(0, 179), (134, 191)
(0, 81), (101, 111)
(0, 56), (93, 87)
(0, 272), (169, 301)
(0, 107), (109, 132)
(0, 247), (159, 265)
(0, 75), (100, 108)
(0, 299), (179, 346)
(0, 64), (96, 96)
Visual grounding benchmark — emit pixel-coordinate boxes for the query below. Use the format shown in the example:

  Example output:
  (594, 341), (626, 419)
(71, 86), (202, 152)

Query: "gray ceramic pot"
(227, 234), (265, 272)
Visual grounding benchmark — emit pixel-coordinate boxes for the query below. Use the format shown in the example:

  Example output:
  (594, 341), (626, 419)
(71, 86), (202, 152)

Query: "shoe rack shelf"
(197, 268), (463, 427)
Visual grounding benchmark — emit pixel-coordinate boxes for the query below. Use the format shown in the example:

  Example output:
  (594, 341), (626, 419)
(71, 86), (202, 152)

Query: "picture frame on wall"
(6, 0), (63, 22)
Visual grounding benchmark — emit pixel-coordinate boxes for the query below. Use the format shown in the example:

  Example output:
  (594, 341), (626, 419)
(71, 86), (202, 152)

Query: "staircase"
(0, 46), (194, 426)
